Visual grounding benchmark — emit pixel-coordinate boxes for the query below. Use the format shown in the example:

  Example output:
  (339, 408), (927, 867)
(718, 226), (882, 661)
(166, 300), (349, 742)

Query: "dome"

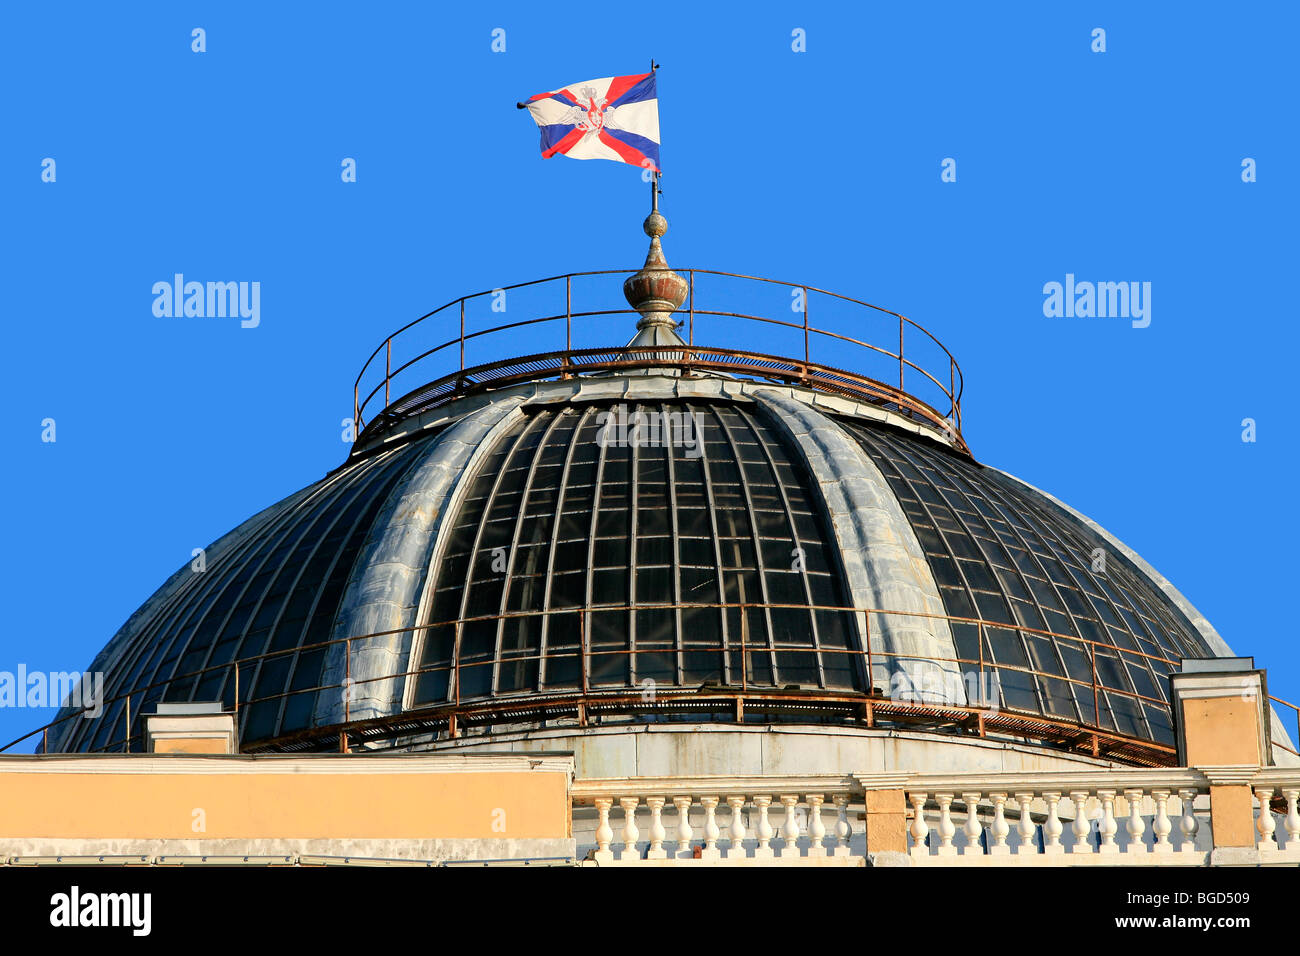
(49, 377), (1226, 760)
(44, 222), (1261, 768)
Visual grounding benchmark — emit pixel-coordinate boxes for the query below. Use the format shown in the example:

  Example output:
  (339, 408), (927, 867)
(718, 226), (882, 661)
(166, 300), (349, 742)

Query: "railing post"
(1091, 642), (1100, 728)
(459, 298), (465, 373)
(898, 315), (905, 394)
(802, 286), (810, 380)
(385, 338), (391, 407)
(453, 621), (462, 707)
(563, 276), (572, 379)
(864, 609), (873, 693)
(580, 608), (589, 695)
(740, 603), (748, 692)
(951, 358), (961, 418)
(688, 270), (695, 347)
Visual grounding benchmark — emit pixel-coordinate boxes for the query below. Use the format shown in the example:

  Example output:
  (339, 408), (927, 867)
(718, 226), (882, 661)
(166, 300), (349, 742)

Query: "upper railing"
(351, 270), (968, 451)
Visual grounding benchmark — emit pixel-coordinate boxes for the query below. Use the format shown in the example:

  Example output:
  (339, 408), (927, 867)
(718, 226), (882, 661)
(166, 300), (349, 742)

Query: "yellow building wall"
(0, 761), (570, 842)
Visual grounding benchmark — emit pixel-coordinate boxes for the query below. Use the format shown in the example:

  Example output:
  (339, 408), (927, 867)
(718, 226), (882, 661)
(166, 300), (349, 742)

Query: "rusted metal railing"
(9, 604), (1298, 770)
(351, 270), (966, 452)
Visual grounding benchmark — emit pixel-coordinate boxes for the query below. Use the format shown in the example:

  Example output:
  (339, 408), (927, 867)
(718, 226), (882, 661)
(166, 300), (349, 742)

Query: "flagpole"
(650, 59), (660, 210)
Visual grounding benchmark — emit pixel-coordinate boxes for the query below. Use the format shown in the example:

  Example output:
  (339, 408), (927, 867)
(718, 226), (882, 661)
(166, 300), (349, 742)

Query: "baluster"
(1069, 791), (1094, 854)
(672, 796), (695, 859)
(1177, 788), (1199, 853)
(908, 792), (929, 857)
(806, 794), (827, 857)
(779, 795), (802, 858)
(1096, 790), (1118, 855)
(646, 797), (667, 859)
(1151, 790), (1173, 854)
(1282, 788), (1300, 850)
(833, 794), (852, 857)
(935, 793), (957, 857)
(1043, 791), (1064, 855)
(726, 796), (748, 859)
(989, 792), (1010, 856)
(1255, 787), (1277, 850)
(961, 791), (983, 855)
(700, 797), (721, 860)
(594, 798), (614, 864)
(619, 797), (640, 861)
(753, 796), (775, 859)
(1014, 792), (1037, 855)
(1123, 788), (1146, 853)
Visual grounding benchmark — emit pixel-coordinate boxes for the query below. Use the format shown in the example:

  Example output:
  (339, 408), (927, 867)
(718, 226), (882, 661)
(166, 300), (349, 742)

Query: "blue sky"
(2, 2), (1296, 750)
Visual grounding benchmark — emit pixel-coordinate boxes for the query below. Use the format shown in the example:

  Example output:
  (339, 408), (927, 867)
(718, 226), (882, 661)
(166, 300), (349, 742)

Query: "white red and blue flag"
(520, 72), (660, 172)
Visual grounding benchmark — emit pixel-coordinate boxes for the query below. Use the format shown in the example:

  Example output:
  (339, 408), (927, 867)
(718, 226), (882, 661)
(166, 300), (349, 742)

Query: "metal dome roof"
(48, 380), (1223, 760)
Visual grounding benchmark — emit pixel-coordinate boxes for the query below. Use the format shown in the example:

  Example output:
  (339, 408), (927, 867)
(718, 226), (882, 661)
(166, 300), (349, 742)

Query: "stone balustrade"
(572, 775), (860, 866)
(571, 768), (1300, 866)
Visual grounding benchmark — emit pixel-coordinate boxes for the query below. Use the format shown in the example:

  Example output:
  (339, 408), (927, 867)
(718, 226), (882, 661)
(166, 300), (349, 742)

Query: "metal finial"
(623, 181), (687, 338)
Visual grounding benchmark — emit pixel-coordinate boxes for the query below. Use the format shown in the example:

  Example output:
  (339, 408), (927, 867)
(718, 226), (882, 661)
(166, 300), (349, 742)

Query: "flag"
(519, 71), (660, 172)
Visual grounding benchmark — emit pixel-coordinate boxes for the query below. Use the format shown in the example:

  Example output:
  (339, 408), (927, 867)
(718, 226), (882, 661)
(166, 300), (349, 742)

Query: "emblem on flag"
(519, 71), (660, 172)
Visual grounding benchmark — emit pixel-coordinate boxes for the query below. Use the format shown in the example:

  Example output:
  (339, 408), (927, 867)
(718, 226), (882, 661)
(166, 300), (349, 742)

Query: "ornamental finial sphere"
(643, 210), (667, 239)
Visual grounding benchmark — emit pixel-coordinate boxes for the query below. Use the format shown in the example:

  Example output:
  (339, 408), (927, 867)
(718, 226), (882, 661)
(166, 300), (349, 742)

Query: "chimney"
(145, 702), (237, 754)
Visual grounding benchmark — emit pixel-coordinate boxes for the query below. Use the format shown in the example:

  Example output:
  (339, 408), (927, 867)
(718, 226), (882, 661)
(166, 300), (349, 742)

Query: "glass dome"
(48, 390), (1219, 756)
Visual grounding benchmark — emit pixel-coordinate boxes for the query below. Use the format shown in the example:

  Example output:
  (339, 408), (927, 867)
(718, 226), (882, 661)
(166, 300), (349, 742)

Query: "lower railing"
(571, 768), (1300, 866)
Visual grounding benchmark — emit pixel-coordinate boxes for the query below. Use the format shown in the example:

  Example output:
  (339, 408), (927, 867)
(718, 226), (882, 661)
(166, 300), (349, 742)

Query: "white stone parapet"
(571, 768), (1300, 866)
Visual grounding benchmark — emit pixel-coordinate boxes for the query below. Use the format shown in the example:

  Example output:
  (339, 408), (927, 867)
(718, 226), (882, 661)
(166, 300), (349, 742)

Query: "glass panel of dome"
(973, 591), (1014, 625)
(289, 647), (325, 691)
(927, 555), (963, 590)
(719, 537), (755, 569)
(1108, 690), (1148, 737)
(949, 621), (981, 665)
(995, 666), (1038, 713)
(682, 650), (724, 684)
(589, 568), (627, 606)
(541, 612), (582, 688)
(680, 566), (719, 603)
(1025, 633), (1066, 677)
(280, 691), (316, 734)
(1038, 676), (1078, 719)
(1011, 598), (1046, 634)
(1145, 702), (1174, 743)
